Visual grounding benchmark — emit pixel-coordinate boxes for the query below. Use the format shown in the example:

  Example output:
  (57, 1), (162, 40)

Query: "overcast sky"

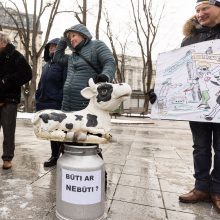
(47, 0), (195, 60)
(4, 0), (196, 60)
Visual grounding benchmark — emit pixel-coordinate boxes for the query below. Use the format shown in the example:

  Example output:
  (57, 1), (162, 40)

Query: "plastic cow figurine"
(32, 78), (131, 144)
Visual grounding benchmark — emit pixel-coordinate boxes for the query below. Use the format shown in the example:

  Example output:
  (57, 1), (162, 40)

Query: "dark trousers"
(50, 141), (63, 157)
(190, 121), (220, 194)
(0, 103), (17, 161)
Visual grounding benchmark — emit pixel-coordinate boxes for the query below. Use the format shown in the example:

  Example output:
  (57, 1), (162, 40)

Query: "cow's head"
(81, 78), (132, 111)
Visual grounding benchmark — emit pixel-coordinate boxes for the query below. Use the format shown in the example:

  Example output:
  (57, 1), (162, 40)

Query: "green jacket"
(54, 24), (116, 111)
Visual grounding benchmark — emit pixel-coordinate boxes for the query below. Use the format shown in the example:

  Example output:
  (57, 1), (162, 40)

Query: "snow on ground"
(17, 112), (34, 120)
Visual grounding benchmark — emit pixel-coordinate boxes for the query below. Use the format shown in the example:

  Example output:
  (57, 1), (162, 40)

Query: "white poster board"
(61, 168), (101, 205)
(151, 39), (220, 123)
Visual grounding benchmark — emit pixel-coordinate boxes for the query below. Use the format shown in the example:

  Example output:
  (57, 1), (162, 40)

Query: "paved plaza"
(0, 116), (220, 220)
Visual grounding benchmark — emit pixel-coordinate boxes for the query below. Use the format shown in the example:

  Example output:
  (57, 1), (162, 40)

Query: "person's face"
(67, 32), (84, 48)
(0, 40), (7, 52)
(195, 3), (220, 27)
(49, 43), (57, 54)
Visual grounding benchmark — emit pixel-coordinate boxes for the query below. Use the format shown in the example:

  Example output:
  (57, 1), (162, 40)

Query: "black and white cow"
(32, 78), (131, 144)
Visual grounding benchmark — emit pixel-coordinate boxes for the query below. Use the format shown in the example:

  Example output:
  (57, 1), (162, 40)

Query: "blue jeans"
(190, 121), (220, 194)
(0, 103), (17, 161)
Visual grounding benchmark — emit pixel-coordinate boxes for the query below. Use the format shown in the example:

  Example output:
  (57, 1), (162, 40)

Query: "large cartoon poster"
(151, 39), (220, 123)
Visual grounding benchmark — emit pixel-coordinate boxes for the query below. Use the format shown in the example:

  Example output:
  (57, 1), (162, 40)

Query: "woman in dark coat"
(35, 38), (67, 167)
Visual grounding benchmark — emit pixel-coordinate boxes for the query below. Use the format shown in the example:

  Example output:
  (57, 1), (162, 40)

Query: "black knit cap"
(196, 0), (220, 7)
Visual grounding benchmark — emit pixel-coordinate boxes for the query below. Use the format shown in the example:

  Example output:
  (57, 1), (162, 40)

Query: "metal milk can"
(56, 143), (105, 220)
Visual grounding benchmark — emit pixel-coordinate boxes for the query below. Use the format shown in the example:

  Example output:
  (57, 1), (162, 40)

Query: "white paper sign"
(151, 39), (220, 123)
(61, 168), (101, 205)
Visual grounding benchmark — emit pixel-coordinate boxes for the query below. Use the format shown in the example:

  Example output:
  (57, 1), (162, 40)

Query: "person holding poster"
(148, 0), (220, 212)
(177, 0), (220, 212)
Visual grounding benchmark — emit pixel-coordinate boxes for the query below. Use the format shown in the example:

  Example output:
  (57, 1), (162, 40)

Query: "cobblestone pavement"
(0, 117), (219, 220)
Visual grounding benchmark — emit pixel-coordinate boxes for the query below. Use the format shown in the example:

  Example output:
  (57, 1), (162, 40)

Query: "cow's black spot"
(39, 114), (50, 123)
(50, 113), (67, 122)
(86, 114), (98, 127)
(97, 84), (113, 103)
(39, 112), (67, 123)
(75, 115), (83, 121)
(66, 123), (73, 129)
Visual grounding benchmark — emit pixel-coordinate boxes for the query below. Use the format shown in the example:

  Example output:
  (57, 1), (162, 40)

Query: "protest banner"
(151, 39), (220, 122)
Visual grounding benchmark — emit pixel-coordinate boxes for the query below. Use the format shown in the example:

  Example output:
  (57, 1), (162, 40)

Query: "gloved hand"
(147, 88), (157, 104)
(94, 74), (109, 84)
(0, 79), (5, 90)
(59, 37), (68, 48)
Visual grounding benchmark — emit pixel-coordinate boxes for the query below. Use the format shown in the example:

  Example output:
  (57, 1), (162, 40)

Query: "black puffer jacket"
(0, 43), (32, 103)
(181, 16), (220, 47)
(35, 38), (67, 111)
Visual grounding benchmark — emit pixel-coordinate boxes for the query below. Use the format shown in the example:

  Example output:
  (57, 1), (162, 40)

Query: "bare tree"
(0, 0), (61, 112)
(73, 0), (86, 25)
(130, 0), (164, 112)
(104, 10), (128, 84)
(118, 40), (128, 83)
(95, 0), (102, 39)
(72, 0), (102, 40)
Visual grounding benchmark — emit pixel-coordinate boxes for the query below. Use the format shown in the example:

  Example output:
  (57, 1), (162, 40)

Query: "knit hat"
(196, 0), (220, 7)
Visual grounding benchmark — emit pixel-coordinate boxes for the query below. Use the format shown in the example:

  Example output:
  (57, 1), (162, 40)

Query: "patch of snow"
(4, 178), (26, 186)
(17, 112), (34, 120)
(0, 207), (10, 219)
(20, 202), (29, 209)
(111, 118), (153, 124)
(25, 185), (33, 200)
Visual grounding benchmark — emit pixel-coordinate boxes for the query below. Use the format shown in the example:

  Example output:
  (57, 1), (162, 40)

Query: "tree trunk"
(23, 55), (38, 112)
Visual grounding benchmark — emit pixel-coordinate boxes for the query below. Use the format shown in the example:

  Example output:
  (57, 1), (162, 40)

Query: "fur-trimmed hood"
(183, 15), (220, 37)
(181, 15), (220, 47)
(183, 16), (202, 37)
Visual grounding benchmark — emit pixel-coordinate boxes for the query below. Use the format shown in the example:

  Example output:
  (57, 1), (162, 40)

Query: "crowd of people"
(0, 0), (220, 214)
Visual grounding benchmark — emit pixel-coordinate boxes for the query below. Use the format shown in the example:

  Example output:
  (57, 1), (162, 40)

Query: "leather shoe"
(179, 189), (210, 203)
(44, 156), (58, 167)
(2, 160), (12, 169)
(211, 194), (220, 213)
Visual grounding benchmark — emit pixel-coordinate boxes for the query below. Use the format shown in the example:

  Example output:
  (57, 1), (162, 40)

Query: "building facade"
(118, 54), (156, 109)
(0, 7), (43, 74)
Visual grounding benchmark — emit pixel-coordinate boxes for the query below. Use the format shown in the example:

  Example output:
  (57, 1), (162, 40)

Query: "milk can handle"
(97, 147), (102, 154)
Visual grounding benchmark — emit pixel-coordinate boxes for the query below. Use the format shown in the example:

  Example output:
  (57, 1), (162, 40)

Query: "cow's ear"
(88, 78), (95, 87)
(81, 87), (96, 99)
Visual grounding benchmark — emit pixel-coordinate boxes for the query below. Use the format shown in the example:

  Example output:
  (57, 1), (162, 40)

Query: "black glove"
(0, 79), (6, 90)
(94, 74), (109, 84)
(59, 37), (68, 49)
(147, 88), (157, 104)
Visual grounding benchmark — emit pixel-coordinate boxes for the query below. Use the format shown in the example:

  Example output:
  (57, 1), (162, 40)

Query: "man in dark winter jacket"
(148, 0), (220, 213)
(0, 31), (32, 169)
(35, 38), (67, 167)
(178, 0), (220, 212)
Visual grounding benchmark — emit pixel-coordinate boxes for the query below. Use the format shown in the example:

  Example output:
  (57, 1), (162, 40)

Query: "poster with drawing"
(151, 39), (220, 123)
